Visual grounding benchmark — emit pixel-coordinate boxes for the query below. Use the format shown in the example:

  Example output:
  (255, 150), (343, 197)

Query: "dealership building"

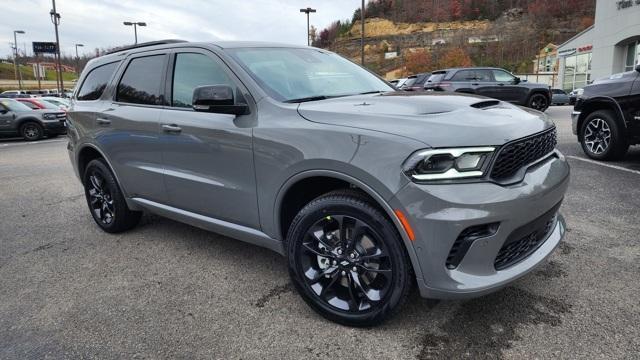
(557, 0), (640, 91)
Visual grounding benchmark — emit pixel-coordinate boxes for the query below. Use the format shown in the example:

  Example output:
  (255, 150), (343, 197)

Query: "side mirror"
(513, 76), (521, 84)
(192, 85), (250, 116)
(636, 64), (640, 73)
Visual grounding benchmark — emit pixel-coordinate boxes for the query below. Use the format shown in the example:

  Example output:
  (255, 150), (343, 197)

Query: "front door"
(0, 101), (15, 133)
(159, 49), (260, 229)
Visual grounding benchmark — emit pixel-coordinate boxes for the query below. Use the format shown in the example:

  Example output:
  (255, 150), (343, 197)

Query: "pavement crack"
(22, 242), (59, 255)
(255, 283), (294, 308)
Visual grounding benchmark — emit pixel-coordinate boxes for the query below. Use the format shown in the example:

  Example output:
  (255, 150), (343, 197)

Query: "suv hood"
(297, 92), (554, 147)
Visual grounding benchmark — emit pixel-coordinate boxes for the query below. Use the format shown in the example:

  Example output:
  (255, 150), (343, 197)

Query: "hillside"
(314, 0), (595, 78)
(0, 62), (76, 82)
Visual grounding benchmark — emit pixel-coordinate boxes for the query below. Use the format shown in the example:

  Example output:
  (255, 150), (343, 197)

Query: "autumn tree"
(405, 49), (433, 75)
(436, 48), (473, 69)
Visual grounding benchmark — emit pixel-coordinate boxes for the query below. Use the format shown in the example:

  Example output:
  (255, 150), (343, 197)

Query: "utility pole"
(361, 0), (365, 66)
(299, 8), (316, 46)
(50, 0), (63, 94)
(13, 30), (25, 90)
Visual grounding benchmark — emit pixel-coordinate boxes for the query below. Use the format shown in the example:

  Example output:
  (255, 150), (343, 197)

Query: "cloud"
(0, 0), (363, 58)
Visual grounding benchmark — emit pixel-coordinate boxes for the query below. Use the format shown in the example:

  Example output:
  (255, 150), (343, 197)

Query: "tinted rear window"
(77, 62), (119, 101)
(117, 55), (166, 105)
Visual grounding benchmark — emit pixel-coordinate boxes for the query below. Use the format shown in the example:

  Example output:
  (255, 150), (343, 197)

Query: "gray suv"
(67, 40), (569, 326)
(0, 98), (67, 140)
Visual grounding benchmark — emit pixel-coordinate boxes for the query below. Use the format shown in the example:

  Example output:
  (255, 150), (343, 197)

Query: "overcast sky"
(0, 0), (364, 58)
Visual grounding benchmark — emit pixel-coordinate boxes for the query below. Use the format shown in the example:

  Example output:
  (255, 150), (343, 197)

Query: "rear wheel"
(286, 190), (412, 327)
(579, 110), (628, 160)
(527, 93), (549, 112)
(20, 122), (43, 141)
(83, 158), (142, 233)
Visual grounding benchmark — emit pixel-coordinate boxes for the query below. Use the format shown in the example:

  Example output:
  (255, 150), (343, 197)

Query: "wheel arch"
(576, 97), (626, 140)
(76, 143), (131, 198)
(15, 117), (43, 131)
(274, 170), (423, 280)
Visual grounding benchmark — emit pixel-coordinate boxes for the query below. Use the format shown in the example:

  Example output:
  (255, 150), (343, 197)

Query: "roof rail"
(105, 39), (187, 55)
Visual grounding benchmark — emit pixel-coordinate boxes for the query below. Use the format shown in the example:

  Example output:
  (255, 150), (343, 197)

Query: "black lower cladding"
(494, 201), (562, 271)
(446, 223), (499, 269)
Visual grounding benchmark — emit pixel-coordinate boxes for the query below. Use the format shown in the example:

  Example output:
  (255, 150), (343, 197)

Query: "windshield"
(228, 47), (393, 102)
(0, 99), (33, 112)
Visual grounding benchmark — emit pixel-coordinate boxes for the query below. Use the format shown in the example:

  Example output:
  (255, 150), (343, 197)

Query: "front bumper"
(391, 151), (570, 299)
(42, 120), (68, 135)
(571, 111), (581, 135)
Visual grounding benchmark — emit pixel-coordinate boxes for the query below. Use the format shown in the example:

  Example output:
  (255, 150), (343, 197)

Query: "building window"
(625, 41), (639, 72)
(562, 52), (592, 91)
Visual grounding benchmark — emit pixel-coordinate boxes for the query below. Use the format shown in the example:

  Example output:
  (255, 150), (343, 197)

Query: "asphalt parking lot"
(1, 105), (639, 359)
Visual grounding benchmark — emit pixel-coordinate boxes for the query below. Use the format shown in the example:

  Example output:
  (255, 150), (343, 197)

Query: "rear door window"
(76, 61), (119, 101)
(116, 55), (166, 105)
(474, 70), (494, 82)
(450, 70), (475, 81)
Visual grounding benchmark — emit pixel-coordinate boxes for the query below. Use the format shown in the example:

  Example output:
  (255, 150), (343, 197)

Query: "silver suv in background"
(66, 40), (569, 326)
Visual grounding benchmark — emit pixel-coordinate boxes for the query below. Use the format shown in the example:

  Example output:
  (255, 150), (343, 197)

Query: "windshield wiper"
(358, 90), (387, 95)
(284, 95), (332, 103)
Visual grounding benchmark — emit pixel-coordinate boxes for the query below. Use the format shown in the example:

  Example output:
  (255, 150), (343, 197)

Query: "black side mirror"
(513, 76), (521, 84)
(636, 64), (640, 73)
(192, 85), (250, 116)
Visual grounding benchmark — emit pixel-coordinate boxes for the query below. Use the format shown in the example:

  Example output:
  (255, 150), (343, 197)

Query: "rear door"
(97, 51), (169, 203)
(449, 69), (476, 93)
(159, 48), (260, 228)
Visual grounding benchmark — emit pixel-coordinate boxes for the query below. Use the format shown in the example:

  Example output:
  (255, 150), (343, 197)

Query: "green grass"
(0, 62), (77, 82)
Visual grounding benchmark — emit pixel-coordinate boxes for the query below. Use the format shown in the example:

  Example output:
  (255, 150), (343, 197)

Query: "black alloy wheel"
(20, 122), (43, 141)
(528, 93), (549, 112)
(83, 158), (142, 233)
(287, 190), (412, 327)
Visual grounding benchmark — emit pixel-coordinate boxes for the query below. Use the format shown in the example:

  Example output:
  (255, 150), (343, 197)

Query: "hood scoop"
(470, 100), (501, 109)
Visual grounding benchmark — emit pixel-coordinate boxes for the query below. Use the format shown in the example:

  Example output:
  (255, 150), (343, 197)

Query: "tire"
(83, 158), (142, 233)
(527, 93), (549, 112)
(286, 189), (412, 327)
(20, 122), (43, 141)
(579, 110), (628, 160)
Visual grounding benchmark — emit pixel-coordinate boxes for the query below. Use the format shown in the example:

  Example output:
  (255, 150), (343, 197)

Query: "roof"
(557, 25), (595, 50)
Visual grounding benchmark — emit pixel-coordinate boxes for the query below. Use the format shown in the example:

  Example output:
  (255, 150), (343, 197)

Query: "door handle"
(96, 118), (111, 125)
(162, 124), (182, 133)
(471, 83), (479, 86)
(497, 83), (505, 86)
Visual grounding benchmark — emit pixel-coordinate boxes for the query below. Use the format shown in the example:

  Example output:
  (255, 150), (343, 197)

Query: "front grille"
(494, 202), (561, 270)
(490, 128), (557, 181)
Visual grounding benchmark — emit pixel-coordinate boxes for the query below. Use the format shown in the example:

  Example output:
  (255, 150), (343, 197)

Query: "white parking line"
(566, 155), (640, 175)
(0, 139), (66, 148)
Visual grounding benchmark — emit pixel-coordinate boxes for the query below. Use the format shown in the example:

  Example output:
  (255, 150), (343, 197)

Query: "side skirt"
(130, 197), (285, 255)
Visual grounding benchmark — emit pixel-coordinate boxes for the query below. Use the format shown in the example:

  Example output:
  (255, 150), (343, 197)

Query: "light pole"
(123, 21), (146, 44)
(50, 0), (63, 94)
(299, 8), (316, 46)
(75, 43), (84, 74)
(361, 0), (365, 66)
(12, 30), (25, 90)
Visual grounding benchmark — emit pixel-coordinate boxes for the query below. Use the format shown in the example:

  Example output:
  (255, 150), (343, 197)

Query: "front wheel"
(20, 122), (43, 141)
(527, 93), (549, 112)
(286, 190), (412, 327)
(579, 110), (628, 160)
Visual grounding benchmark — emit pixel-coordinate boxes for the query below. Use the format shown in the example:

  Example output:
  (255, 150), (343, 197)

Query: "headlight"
(403, 147), (495, 181)
(42, 113), (57, 120)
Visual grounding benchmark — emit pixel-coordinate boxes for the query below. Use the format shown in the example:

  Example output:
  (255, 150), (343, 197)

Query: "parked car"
(15, 97), (64, 111)
(40, 96), (70, 110)
(572, 65), (640, 160)
(569, 88), (583, 105)
(389, 77), (408, 88)
(424, 67), (552, 111)
(0, 98), (67, 140)
(0, 90), (30, 98)
(67, 40), (569, 326)
(401, 72), (431, 91)
(551, 89), (570, 105)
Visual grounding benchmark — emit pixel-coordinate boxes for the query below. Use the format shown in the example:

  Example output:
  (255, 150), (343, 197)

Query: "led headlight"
(403, 147), (495, 181)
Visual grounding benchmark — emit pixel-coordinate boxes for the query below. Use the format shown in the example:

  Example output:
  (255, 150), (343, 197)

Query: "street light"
(299, 7), (316, 46)
(50, 0), (64, 94)
(123, 21), (147, 44)
(75, 43), (84, 74)
(12, 30), (25, 90)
